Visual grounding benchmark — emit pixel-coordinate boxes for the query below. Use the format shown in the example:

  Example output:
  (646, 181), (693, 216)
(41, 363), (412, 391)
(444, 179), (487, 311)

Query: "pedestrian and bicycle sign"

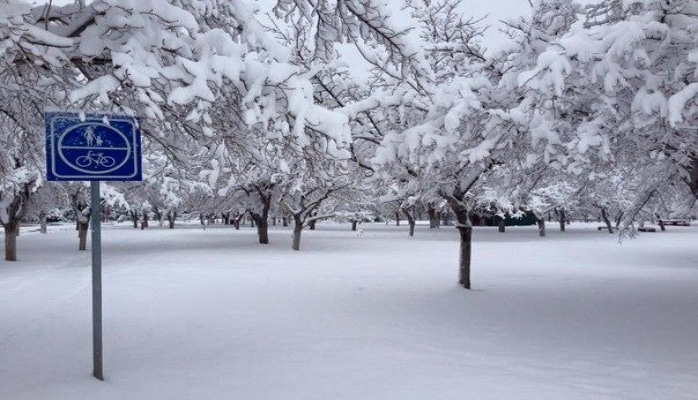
(45, 111), (142, 181)
(45, 110), (143, 381)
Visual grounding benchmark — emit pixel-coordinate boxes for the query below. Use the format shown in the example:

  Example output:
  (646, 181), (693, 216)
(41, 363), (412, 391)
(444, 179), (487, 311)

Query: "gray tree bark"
(78, 221), (89, 250)
(249, 186), (273, 244)
(39, 212), (48, 234)
(403, 207), (416, 237)
(441, 212), (452, 226)
(167, 210), (177, 229)
(233, 213), (243, 230)
(444, 193), (473, 290)
(2, 184), (30, 261)
(130, 210), (139, 229)
(535, 216), (546, 237)
(292, 218), (303, 251)
(456, 226), (472, 289)
(428, 207), (440, 229)
(251, 214), (269, 244)
(601, 208), (614, 234)
(558, 208), (566, 232)
(688, 156), (698, 199)
(4, 222), (19, 261)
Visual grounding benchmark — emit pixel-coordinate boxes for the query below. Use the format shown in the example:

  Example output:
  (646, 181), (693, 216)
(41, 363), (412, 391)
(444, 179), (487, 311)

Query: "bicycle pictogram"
(75, 151), (116, 168)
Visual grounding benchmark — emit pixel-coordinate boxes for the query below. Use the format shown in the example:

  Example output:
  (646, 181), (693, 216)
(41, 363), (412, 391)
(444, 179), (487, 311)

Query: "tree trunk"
(103, 205), (111, 223)
(395, 211), (400, 226)
(601, 208), (614, 234)
(78, 221), (89, 251)
(498, 218), (506, 233)
(250, 190), (273, 243)
(39, 212), (48, 234)
(309, 219), (316, 231)
(131, 210), (138, 229)
(3, 186), (31, 260)
(689, 156), (698, 199)
(152, 209), (162, 226)
(250, 205), (269, 244)
(558, 209), (566, 232)
(282, 217), (288, 227)
(428, 207), (439, 229)
(444, 195), (473, 290)
(456, 226), (472, 289)
(658, 219), (666, 231)
(403, 207), (416, 237)
(535, 216), (546, 237)
(250, 214), (269, 244)
(4, 222), (19, 261)
(351, 220), (358, 231)
(615, 211), (624, 229)
(167, 210), (177, 229)
(257, 219), (268, 243)
(441, 212), (451, 226)
(292, 218), (303, 251)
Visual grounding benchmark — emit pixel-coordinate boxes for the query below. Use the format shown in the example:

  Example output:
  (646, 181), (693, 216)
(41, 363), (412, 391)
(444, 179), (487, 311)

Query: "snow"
(518, 50), (573, 96)
(21, 23), (74, 48)
(1, 222), (697, 399)
(631, 87), (668, 118)
(668, 82), (698, 126)
(69, 75), (121, 105)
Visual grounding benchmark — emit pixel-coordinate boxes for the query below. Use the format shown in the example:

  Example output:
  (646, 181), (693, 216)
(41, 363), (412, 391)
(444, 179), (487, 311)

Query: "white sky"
(460, 0), (535, 50)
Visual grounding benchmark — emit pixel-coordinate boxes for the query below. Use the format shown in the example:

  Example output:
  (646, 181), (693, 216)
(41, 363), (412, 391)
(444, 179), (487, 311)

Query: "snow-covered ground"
(1, 222), (697, 400)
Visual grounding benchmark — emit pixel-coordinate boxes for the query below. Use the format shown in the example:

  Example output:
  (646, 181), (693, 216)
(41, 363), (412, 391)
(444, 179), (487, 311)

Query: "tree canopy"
(0, 0), (695, 286)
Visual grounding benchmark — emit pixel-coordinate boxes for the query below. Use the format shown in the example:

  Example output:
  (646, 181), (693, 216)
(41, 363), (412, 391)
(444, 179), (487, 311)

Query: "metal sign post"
(90, 180), (103, 380)
(46, 111), (141, 381)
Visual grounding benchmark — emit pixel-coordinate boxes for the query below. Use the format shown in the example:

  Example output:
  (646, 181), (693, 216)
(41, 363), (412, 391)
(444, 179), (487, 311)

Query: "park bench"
(637, 227), (656, 232)
(659, 219), (691, 226)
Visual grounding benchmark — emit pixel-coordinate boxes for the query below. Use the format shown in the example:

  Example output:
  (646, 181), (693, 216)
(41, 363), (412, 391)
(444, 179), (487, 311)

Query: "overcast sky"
(459, 0), (534, 49)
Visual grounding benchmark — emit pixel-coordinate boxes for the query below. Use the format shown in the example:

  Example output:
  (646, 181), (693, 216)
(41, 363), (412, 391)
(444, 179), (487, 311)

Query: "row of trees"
(0, 0), (695, 288)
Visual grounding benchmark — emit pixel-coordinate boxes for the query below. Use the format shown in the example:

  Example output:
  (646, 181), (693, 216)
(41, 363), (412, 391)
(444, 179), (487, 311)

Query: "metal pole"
(90, 181), (104, 381)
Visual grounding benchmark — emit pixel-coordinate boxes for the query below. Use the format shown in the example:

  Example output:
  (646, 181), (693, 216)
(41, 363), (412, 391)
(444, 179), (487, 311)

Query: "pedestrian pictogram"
(45, 111), (142, 181)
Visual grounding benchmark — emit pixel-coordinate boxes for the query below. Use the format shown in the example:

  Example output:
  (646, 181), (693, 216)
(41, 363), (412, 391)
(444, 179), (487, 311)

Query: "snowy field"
(1, 222), (697, 400)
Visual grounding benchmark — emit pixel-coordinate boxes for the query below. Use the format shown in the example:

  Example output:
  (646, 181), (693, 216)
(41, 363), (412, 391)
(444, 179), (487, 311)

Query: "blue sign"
(46, 111), (142, 181)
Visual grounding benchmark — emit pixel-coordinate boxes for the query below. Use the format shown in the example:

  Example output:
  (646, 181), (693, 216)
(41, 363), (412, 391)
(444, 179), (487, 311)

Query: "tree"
(0, 2), (78, 260)
(279, 143), (353, 250)
(350, 0), (519, 288)
(517, 0), (698, 234)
